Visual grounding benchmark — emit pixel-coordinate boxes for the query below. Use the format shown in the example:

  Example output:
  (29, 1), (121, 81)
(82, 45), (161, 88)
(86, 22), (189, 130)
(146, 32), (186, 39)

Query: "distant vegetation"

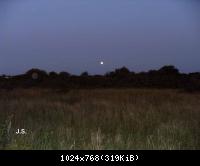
(0, 65), (200, 92)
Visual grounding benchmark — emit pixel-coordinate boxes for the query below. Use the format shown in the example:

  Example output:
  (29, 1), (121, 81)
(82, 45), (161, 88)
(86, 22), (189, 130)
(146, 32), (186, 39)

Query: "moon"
(100, 61), (104, 65)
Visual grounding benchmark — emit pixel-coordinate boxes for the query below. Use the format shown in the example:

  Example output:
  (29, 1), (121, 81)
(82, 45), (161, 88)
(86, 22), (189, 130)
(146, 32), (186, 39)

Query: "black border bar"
(0, 150), (199, 165)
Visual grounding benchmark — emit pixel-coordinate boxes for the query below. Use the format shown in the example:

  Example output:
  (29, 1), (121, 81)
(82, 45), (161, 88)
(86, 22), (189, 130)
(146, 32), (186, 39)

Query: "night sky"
(0, 0), (200, 75)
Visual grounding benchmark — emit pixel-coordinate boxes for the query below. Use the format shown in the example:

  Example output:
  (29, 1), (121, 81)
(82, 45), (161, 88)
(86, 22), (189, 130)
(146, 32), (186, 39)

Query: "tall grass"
(0, 88), (199, 150)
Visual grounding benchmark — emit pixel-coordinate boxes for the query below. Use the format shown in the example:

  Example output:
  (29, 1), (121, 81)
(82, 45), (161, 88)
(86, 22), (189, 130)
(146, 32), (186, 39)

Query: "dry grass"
(0, 88), (199, 150)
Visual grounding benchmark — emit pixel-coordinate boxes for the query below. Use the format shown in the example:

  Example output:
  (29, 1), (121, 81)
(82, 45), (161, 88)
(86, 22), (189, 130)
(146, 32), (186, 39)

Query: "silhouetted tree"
(106, 67), (131, 78)
(1, 74), (6, 78)
(49, 71), (58, 78)
(105, 71), (115, 77)
(185, 73), (200, 92)
(59, 72), (71, 79)
(148, 70), (158, 75)
(115, 67), (130, 76)
(158, 65), (179, 75)
(81, 71), (89, 77)
(25, 69), (48, 80)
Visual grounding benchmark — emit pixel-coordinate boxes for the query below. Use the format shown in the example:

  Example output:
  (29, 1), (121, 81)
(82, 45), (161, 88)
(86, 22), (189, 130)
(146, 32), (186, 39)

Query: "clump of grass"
(0, 114), (13, 149)
(91, 128), (104, 150)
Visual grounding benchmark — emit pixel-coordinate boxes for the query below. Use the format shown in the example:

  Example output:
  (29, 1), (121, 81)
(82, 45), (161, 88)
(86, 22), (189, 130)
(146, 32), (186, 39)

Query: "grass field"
(0, 88), (199, 150)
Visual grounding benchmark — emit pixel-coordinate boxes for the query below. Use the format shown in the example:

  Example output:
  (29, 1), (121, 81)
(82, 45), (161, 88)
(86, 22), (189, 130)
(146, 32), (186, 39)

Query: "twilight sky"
(0, 0), (200, 75)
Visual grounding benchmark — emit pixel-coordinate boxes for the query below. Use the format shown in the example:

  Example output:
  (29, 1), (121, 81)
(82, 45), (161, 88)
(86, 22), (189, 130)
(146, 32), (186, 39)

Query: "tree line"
(0, 65), (200, 92)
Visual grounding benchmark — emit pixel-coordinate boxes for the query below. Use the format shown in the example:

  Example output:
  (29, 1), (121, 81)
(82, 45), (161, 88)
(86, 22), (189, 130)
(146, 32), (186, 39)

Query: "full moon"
(100, 61), (104, 65)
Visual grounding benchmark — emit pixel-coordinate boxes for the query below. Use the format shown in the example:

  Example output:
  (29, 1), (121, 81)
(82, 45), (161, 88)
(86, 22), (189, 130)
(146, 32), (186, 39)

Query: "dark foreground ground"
(0, 88), (199, 150)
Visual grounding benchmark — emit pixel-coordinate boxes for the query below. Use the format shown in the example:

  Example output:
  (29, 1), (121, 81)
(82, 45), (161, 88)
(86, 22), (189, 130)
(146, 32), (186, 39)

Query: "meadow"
(0, 88), (199, 150)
